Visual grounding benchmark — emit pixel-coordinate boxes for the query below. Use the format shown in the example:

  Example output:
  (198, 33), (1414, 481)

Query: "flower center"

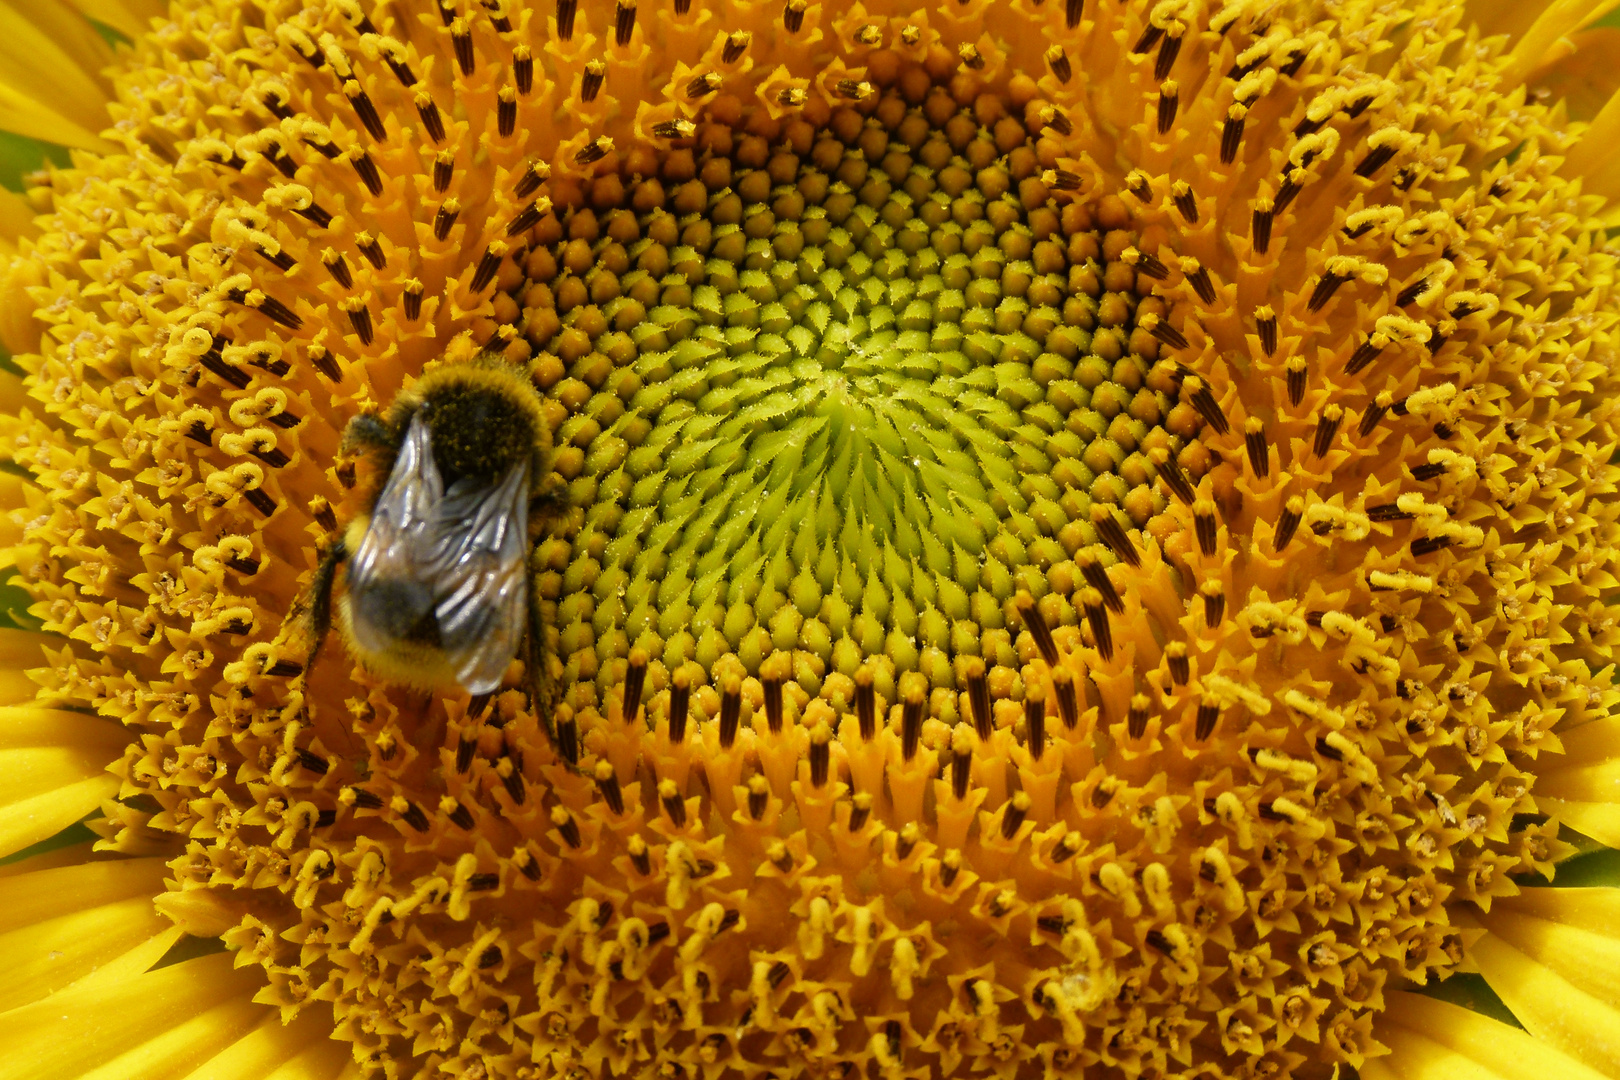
(528, 90), (1204, 697)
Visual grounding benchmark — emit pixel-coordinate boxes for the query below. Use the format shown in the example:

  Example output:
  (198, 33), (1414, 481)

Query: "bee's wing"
(346, 414), (444, 656)
(427, 460), (531, 695)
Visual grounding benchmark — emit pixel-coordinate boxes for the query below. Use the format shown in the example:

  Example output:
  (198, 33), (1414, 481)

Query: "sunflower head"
(0, 1), (1619, 1079)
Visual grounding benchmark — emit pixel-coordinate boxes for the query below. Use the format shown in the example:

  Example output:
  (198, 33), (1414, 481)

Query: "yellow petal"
(180, 1011), (362, 1080)
(0, 706), (128, 858)
(1536, 719), (1620, 844)
(0, 2), (115, 151)
(1502, 0), (1620, 83)
(0, 953), (268, 1080)
(1469, 927), (1620, 1077)
(64, 0), (165, 41)
(0, 856), (177, 1011)
(1373, 990), (1610, 1080)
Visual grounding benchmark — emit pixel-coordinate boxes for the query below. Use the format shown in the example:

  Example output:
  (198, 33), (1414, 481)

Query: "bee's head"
(412, 362), (548, 485)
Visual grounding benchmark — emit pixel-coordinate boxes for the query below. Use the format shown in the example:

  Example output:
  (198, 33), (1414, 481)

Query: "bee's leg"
(521, 563), (569, 766)
(297, 537), (348, 684)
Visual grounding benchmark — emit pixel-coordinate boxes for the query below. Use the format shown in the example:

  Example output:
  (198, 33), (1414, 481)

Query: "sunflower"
(0, 0), (1619, 1078)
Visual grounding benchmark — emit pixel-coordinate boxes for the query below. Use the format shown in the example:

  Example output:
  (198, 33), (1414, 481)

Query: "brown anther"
(321, 248), (352, 289)
(1285, 355), (1307, 406)
(1195, 697), (1221, 740)
(470, 244), (504, 292)
(958, 43), (985, 70)
(310, 344), (341, 381)
(1042, 168), (1082, 191)
(687, 72), (721, 99)
(432, 149), (454, 194)
(895, 822), (920, 861)
(499, 757), (526, 804)
(1140, 311), (1188, 350)
(1128, 693), (1152, 739)
(1275, 495), (1305, 551)
(1157, 80), (1179, 135)
(854, 665), (876, 740)
(433, 198), (460, 241)
(443, 797), (475, 830)
(1040, 105), (1073, 137)
(1201, 579), (1225, 628)
(1076, 551), (1124, 613)
(1126, 170), (1152, 201)
(783, 0), (805, 33)
(652, 119), (697, 139)
(962, 656), (993, 740)
(1080, 587), (1113, 661)
(514, 45), (533, 95)
(855, 23), (882, 45)
(940, 849), (963, 885)
(506, 195), (551, 236)
(1166, 641), (1190, 685)
(1251, 197), (1274, 254)
(1221, 106), (1247, 164)
(614, 0), (636, 45)
(1254, 304), (1278, 357)
(515, 158), (550, 198)
(1127, 247), (1170, 280)
(835, 79), (874, 100)
(809, 722), (831, 787)
(1193, 499), (1219, 556)
(402, 279), (424, 321)
(1312, 404), (1344, 458)
(723, 30), (751, 64)
(767, 840), (794, 874)
(1046, 45), (1072, 83)
(1025, 684), (1047, 760)
(1091, 504), (1141, 567)
(1000, 792), (1031, 840)
(849, 791), (873, 832)
(1052, 667), (1079, 730)
(1184, 261), (1214, 303)
(450, 18), (474, 75)
(556, 710), (579, 765)
(1171, 182), (1200, 226)
(574, 137), (613, 165)
(1345, 336), (1385, 375)
(776, 87), (808, 107)
(497, 86), (517, 137)
(718, 674), (742, 749)
(950, 724), (973, 798)
(1133, 23), (1164, 54)
(900, 678), (926, 761)
(1244, 417), (1270, 478)
(1359, 391), (1393, 437)
(659, 778), (687, 827)
(668, 670), (690, 743)
(1015, 591), (1060, 666)
(416, 91), (446, 142)
(350, 150), (383, 195)
(344, 299), (373, 346)
(515, 847), (542, 881)
(1152, 446), (1194, 505)
(628, 834), (651, 876)
(1052, 832), (1082, 864)
(394, 797), (429, 832)
(1308, 270), (1348, 312)
(557, 0), (578, 39)
(747, 774), (769, 820)
(595, 760), (624, 814)
(581, 60), (605, 103)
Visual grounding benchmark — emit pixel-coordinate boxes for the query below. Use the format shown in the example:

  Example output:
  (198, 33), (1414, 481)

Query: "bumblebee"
(290, 354), (568, 713)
